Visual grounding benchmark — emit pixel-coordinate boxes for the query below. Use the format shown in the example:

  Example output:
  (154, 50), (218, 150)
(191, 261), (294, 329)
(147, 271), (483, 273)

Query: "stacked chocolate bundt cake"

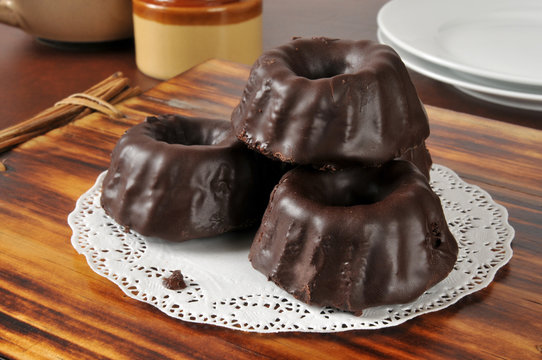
(231, 38), (430, 170)
(248, 161), (457, 314)
(101, 37), (458, 315)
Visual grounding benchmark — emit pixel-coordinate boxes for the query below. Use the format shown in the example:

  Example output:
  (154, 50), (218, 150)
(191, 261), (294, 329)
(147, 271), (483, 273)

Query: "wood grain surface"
(0, 59), (541, 360)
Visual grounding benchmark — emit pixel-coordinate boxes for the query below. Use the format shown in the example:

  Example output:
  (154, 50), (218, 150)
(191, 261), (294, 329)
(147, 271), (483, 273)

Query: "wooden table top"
(2, 57), (542, 360)
(1, 1), (542, 359)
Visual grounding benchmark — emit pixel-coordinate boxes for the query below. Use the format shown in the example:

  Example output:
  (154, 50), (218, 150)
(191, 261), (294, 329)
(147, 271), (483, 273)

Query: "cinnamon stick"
(0, 72), (141, 154)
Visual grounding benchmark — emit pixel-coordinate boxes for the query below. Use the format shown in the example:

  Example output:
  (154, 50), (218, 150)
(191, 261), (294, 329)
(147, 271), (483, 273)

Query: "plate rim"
(378, 29), (542, 111)
(377, 0), (542, 87)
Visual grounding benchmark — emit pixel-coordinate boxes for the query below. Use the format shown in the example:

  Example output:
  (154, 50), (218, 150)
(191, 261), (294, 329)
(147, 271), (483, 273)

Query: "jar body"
(133, 0), (262, 80)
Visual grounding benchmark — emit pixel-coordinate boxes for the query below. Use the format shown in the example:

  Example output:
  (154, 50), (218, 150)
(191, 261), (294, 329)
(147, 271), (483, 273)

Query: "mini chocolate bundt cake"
(101, 114), (283, 242)
(232, 37), (430, 169)
(249, 160), (458, 314)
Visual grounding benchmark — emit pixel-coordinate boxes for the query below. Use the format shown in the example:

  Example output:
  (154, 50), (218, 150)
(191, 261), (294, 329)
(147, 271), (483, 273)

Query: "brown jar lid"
(133, 0), (262, 25)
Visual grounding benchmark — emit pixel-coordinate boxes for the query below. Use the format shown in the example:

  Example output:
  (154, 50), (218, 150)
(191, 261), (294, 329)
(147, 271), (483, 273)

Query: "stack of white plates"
(377, 0), (542, 111)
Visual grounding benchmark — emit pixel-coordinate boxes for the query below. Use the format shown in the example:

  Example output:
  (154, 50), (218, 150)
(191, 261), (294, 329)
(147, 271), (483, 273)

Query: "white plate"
(378, 30), (542, 111)
(378, 0), (542, 87)
(69, 166), (514, 332)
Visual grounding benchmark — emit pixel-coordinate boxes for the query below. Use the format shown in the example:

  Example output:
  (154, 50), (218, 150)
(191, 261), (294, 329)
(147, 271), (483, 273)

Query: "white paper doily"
(69, 165), (514, 333)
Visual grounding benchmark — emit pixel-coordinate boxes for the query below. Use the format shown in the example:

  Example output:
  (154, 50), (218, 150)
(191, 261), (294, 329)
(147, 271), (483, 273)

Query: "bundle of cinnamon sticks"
(0, 72), (141, 154)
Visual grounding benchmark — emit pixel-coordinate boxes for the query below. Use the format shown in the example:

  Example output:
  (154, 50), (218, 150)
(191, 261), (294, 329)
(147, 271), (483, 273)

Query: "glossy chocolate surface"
(101, 114), (282, 242)
(249, 160), (458, 314)
(398, 141), (432, 180)
(232, 37), (430, 169)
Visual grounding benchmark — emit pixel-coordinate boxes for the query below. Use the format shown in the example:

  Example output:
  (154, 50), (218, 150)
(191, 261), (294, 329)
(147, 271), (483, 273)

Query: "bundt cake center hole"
(146, 116), (231, 147)
(291, 59), (349, 80)
(303, 65), (343, 80)
(303, 171), (397, 207)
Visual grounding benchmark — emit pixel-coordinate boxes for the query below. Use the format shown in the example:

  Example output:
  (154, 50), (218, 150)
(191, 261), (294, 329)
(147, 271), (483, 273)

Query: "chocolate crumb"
(163, 270), (187, 290)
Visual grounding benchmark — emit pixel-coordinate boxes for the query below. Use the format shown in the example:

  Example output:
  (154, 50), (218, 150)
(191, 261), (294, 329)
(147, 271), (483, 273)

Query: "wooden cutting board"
(1, 59), (541, 359)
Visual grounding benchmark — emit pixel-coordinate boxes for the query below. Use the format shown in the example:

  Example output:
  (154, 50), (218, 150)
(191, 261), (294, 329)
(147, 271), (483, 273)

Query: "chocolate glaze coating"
(398, 141), (432, 180)
(101, 114), (283, 242)
(249, 160), (458, 314)
(232, 37), (430, 169)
